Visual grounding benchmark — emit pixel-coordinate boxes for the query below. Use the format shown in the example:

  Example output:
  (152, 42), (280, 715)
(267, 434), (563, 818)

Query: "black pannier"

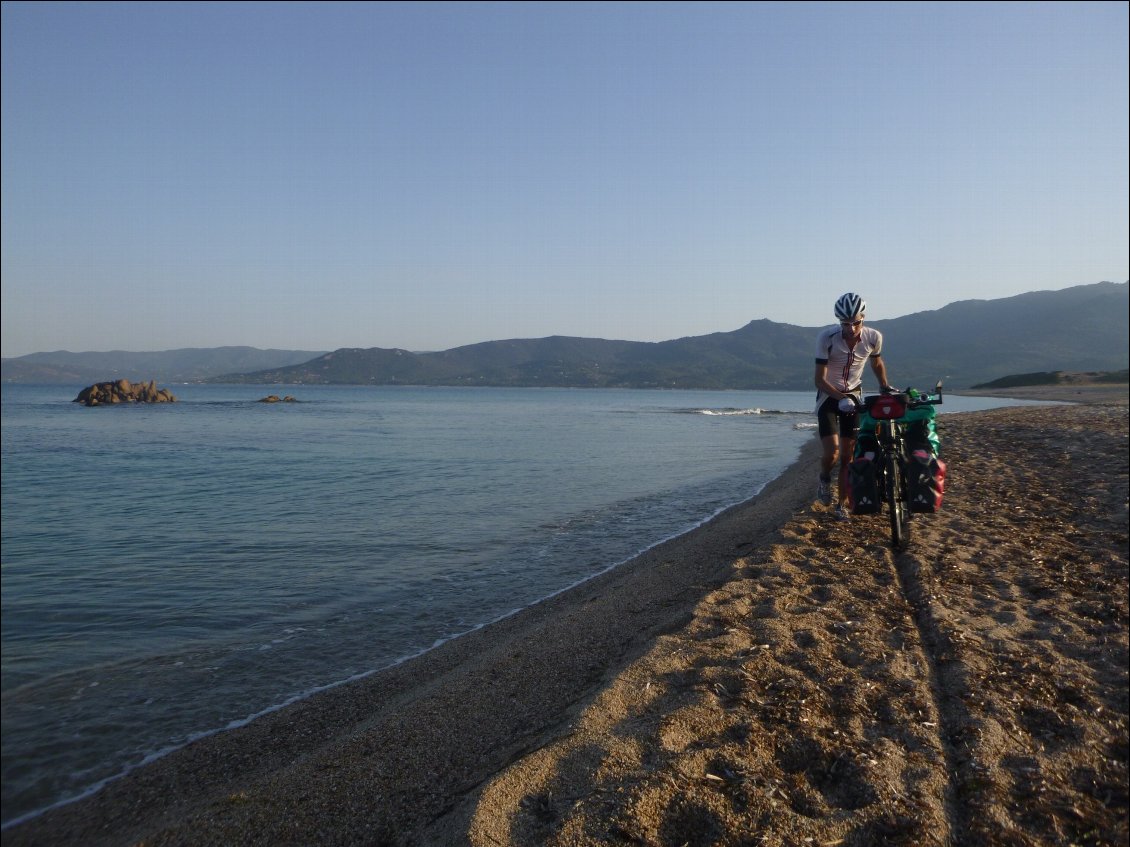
(906, 448), (947, 513)
(848, 433), (883, 515)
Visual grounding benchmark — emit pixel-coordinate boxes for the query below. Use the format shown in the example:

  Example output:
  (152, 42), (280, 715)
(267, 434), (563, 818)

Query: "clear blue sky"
(2, 1), (1127, 357)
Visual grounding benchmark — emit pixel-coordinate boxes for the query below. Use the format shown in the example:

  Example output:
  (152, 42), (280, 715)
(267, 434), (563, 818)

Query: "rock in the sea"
(258, 395), (298, 403)
(73, 379), (177, 407)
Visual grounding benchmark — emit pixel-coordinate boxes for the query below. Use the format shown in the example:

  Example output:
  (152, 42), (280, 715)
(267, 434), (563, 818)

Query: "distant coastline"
(2, 282), (1127, 390)
(957, 373), (1128, 405)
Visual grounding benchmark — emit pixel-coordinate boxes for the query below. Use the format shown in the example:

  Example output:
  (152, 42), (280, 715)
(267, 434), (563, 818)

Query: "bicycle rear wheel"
(886, 453), (910, 549)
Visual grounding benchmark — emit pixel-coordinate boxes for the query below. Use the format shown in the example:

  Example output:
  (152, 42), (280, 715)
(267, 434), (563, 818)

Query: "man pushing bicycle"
(813, 293), (895, 520)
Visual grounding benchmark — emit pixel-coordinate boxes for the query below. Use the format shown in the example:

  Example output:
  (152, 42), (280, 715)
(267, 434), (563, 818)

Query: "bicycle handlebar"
(863, 381), (944, 410)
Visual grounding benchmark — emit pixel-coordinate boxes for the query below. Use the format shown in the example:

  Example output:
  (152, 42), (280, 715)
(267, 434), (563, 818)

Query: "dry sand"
(4, 387), (1127, 847)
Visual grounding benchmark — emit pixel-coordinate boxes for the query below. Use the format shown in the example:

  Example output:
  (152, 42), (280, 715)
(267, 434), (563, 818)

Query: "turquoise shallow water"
(0, 383), (1045, 824)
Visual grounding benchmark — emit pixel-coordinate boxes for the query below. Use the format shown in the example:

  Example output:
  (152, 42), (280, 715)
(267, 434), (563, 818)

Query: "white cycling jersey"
(814, 324), (884, 411)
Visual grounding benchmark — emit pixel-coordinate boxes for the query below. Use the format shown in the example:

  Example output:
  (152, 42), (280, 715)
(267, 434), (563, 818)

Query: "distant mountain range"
(3, 282), (1126, 390)
(1, 347), (328, 385)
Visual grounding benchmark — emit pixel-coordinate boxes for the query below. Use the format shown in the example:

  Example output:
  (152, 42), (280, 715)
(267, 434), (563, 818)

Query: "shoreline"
(5, 389), (1126, 846)
(953, 382), (1128, 405)
(3, 438), (825, 846)
(1, 437), (815, 833)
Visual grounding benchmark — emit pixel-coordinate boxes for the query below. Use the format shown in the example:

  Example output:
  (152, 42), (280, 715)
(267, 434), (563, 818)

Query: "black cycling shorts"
(817, 396), (859, 439)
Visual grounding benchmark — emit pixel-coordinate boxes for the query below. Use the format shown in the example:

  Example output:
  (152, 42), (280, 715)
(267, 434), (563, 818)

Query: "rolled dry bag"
(907, 448), (947, 513)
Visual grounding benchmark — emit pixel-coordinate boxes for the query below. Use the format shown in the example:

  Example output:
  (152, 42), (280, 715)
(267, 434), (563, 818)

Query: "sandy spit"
(4, 391), (1127, 847)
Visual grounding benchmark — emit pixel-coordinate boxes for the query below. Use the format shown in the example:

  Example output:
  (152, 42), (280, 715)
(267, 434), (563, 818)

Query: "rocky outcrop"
(73, 379), (177, 406)
(257, 395), (298, 403)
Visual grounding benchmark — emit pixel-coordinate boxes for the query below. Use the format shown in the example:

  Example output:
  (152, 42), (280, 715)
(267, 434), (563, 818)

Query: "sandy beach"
(4, 386), (1127, 847)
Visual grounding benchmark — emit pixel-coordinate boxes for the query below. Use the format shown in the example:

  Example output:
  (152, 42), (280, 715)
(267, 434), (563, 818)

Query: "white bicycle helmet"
(834, 292), (866, 321)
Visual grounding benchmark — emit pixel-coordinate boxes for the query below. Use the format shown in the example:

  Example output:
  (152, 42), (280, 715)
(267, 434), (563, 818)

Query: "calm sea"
(0, 383), (1045, 825)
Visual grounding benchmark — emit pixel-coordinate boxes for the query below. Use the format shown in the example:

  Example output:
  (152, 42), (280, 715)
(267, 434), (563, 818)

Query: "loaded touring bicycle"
(847, 383), (947, 549)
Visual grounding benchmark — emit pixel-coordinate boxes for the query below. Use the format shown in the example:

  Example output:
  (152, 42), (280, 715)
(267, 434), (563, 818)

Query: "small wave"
(698, 408), (762, 416)
(688, 407), (793, 416)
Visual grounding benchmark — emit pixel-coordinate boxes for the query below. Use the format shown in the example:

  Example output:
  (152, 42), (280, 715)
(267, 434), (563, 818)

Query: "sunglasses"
(840, 319), (863, 327)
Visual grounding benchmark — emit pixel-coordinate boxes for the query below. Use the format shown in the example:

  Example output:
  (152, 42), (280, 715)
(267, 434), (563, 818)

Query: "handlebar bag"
(864, 394), (907, 420)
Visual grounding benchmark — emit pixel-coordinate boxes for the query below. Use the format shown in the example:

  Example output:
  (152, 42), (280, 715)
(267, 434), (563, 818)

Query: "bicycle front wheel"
(886, 453), (909, 549)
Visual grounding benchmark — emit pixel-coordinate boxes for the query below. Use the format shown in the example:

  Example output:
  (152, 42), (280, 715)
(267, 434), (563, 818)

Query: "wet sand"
(4, 388), (1127, 846)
